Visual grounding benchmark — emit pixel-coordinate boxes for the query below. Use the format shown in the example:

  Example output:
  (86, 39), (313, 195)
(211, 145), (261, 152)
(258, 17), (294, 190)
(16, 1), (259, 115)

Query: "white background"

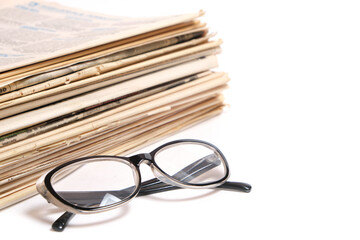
(1, 0), (360, 239)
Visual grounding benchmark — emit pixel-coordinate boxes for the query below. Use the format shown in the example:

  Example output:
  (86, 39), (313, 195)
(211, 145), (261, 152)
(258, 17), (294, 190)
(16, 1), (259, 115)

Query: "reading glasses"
(37, 139), (251, 231)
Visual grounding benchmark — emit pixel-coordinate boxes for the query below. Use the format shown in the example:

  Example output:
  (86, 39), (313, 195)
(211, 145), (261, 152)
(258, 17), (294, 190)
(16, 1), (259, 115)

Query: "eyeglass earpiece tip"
(244, 184), (252, 193)
(52, 221), (65, 232)
(51, 211), (75, 232)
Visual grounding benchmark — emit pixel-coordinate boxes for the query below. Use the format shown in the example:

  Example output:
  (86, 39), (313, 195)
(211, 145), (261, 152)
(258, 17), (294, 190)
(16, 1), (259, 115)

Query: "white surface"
(1, 0), (360, 239)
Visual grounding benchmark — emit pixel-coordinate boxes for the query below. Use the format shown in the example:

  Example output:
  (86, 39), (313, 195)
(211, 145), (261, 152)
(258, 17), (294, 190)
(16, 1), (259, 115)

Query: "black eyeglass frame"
(37, 139), (232, 214)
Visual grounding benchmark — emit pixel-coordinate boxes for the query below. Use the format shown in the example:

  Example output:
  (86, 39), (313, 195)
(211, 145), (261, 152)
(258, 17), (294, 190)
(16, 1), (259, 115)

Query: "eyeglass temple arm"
(138, 153), (251, 195)
(138, 181), (251, 196)
(52, 154), (251, 231)
(139, 153), (251, 194)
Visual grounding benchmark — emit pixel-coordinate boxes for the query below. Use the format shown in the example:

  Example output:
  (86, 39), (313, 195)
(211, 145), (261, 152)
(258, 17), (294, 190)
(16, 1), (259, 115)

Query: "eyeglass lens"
(51, 159), (137, 209)
(154, 142), (226, 185)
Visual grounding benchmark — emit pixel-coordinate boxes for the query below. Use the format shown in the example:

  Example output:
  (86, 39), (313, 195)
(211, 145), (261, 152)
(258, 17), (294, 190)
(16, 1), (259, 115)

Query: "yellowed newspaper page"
(0, 55), (218, 128)
(0, 0), (202, 73)
(0, 72), (228, 162)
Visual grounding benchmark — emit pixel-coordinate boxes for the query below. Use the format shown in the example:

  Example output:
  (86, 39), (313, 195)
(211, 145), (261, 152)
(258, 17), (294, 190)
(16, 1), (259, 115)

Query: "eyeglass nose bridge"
(129, 153), (153, 166)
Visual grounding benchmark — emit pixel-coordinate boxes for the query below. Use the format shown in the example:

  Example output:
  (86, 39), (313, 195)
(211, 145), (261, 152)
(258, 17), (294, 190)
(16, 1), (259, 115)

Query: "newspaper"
(0, 73), (207, 146)
(0, 55), (218, 130)
(0, 72), (228, 163)
(0, 47), (220, 116)
(0, 0), (202, 74)
(0, 34), (215, 104)
(0, 29), (206, 94)
(0, 40), (221, 113)
(0, 20), (204, 86)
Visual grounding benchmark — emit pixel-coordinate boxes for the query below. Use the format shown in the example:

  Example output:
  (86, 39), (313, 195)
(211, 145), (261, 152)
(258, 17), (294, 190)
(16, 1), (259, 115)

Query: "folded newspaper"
(0, 0), (229, 209)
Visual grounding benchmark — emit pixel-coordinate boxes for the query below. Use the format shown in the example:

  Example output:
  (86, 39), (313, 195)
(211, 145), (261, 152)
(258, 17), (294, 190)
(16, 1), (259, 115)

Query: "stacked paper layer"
(0, 0), (229, 208)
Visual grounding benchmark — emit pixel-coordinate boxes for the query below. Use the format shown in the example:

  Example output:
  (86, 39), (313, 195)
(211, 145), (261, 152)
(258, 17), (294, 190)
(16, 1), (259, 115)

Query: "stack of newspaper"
(0, 1), (229, 208)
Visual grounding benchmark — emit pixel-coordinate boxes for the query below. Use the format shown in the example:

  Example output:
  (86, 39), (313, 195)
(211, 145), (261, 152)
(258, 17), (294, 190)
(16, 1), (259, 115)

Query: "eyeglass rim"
(37, 155), (142, 214)
(36, 139), (230, 214)
(149, 139), (230, 189)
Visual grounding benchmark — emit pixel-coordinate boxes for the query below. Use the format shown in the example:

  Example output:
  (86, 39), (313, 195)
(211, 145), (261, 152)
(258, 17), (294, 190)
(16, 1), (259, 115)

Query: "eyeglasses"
(36, 139), (251, 231)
